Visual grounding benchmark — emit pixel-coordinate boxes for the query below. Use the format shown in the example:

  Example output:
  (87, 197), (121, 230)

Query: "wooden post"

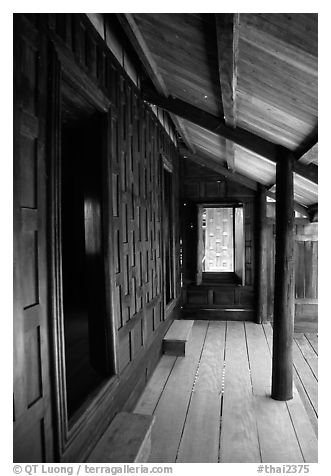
(256, 184), (268, 323)
(196, 205), (203, 285)
(271, 150), (295, 401)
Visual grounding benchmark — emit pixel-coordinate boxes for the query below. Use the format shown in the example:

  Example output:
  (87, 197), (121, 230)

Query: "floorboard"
(135, 320), (318, 463)
(293, 368), (318, 437)
(176, 321), (226, 462)
(264, 322), (318, 437)
(219, 321), (260, 463)
(246, 323), (303, 463)
(245, 322), (272, 396)
(254, 395), (303, 463)
(147, 320), (208, 463)
(286, 385), (318, 462)
(292, 339), (318, 415)
(294, 334), (318, 379)
(305, 333), (318, 355)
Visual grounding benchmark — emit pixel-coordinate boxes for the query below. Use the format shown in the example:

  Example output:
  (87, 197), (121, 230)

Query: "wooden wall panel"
(111, 86), (172, 372)
(14, 14), (54, 462)
(266, 221), (318, 326)
(14, 13), (181, 462)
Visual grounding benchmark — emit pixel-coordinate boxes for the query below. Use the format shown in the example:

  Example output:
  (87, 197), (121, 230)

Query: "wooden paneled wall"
(181, 159), (256, 320)
(112, 80), (179, 372)
(265, 221), (318, 330)
(14, 13), (180, 463)
(13, 14), (54, 462)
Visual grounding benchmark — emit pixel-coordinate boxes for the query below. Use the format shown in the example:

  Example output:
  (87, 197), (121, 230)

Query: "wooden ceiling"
(118, 13), (318, 212)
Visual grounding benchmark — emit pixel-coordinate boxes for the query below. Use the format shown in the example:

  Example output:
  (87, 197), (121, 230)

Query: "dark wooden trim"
(49, 30), (111, 112)
(48, 40), (118, 458)
(104, 109), (120, 375)
(181, 308), (255, 321)
(48, 44), (68, 457)
(143, 89), (318, 185)
(271, 151), (295, 401)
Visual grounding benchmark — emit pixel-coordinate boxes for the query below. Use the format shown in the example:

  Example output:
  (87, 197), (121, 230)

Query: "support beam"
(297, 142), (318, 166)
(266, 190), (309, 218)
(143, 88), (276, 160)
(116, 13), (194, 152)
(172, 115), (196, 154)
(180, 148), (258, 191)
(293, 161), (318, 184)
(308, 203), (318, 222)
(266, 140), (318, 198)
(225, 140), (235, 171)
(271, 151), (295, 401)
(294, 127), (317, 161)
(215, 13), (239, 127)
(256, 185), (268, 324)
(215, 14), (239, 171)
(143, 89), (318, 185)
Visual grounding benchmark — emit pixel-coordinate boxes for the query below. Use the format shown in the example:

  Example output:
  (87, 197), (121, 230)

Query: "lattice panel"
(111, 78), (178, 373)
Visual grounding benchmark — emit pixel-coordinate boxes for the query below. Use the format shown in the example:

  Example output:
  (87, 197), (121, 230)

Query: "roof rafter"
(215, 13), (239, 127)
(215, 14), (240, 172)
(180, 148), (259, 191)
(143, 89), (318, 185)
(297, 142), (318, 165)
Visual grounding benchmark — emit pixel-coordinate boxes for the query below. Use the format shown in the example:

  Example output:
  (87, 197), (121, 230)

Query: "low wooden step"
(87, 412), (154, 463)
(163, 319), (194, 356)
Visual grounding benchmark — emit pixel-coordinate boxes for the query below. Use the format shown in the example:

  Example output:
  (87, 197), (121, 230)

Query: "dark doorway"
(61, 86), (111, 419)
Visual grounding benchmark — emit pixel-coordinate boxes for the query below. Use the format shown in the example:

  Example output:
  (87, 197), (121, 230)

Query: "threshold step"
(163, 319), (194, 356)
(87, 412), (154, 463)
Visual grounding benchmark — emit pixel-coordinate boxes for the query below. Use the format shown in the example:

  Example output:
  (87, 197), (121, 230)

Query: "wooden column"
(271, 151), (295, 401)
(256, 184), (268, 323)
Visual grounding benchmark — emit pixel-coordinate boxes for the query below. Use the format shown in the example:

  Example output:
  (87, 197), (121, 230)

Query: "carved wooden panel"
(113, 84), (168, 373)
(13, 14), (53, 462)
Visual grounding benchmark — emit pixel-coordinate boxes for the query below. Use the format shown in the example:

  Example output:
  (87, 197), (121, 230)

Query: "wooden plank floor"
(134, 321), (318, 463)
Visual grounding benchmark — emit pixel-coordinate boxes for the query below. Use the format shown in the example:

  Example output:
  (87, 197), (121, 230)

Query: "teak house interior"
(13, 13), (318, 463)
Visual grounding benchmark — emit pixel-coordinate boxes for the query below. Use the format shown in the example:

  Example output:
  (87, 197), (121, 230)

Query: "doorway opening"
(61, 84), (112, 419)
